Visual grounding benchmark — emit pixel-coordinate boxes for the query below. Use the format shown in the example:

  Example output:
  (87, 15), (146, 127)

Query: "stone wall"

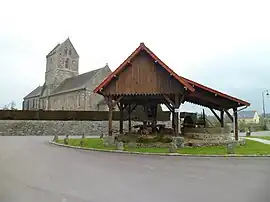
(0, 120), (171, 136)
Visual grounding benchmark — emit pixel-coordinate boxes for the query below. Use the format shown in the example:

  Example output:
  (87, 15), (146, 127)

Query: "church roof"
(24, 86), (42, 99)
(51, 65), (110, 95)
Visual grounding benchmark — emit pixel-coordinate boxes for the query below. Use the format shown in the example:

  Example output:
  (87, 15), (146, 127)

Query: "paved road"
(240, 131), (270, 137)
(0, 136), (269, 202)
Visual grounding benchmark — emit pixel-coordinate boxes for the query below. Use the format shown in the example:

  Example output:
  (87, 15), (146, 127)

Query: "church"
(23, 38), (111, 111)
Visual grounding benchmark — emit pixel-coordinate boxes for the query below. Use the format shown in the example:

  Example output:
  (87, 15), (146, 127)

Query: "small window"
(32, 99), (35, 108)
(69, 49), (72, 55)
(65, 58), (69, 68)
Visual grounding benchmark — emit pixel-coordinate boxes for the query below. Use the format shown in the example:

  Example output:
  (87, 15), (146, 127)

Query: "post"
(175, 109), (179, 136)
(108, 96), (113, 136)
(220, 110), (224, 128)
(233, 108), (238, 141)
(119, 103), (124, 134)
(128, 104), (131, 132)
(174, 94), (180, 136)
(172, 108), (175, 130)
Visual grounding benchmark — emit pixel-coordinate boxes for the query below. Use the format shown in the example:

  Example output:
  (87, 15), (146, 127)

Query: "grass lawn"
(56, 138), (270, 155)
(249, 136), (270, 140)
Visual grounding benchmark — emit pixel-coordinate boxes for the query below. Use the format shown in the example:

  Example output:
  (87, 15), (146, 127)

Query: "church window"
(65, 58), (69, 68)
(64, 47), (68, 55)
(69, 49), (72, 56)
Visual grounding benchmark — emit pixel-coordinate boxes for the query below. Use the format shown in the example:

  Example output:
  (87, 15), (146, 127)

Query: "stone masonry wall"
(0, 120), (171, 136)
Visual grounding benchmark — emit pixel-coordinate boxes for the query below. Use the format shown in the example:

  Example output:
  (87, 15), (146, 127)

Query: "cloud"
(0, 0), (270, 111)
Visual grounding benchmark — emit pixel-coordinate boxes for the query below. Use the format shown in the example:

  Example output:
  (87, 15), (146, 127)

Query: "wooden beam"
(164, 102), (173, 112)
(174, 95), (179, 136)
(175, 94), (180, 108)
(119, 103), (124, 134)
(220, 110), (224, 127)
(111, 96), (123, 108)
(209, 108), (221, 123)
(225, 110), (233, 122)
(233, 108), (238, 141)
(164, 95), (175, 107)
(107, 96), (113, 136)
(128, 104), (131, 132)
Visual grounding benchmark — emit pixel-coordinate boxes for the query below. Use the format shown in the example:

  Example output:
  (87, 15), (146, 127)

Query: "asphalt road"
(0, 136), (269, 202)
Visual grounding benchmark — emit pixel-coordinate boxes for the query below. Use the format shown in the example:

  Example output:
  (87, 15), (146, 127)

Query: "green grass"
(249, 136), (270, 140)
(56, 138), (270, 155)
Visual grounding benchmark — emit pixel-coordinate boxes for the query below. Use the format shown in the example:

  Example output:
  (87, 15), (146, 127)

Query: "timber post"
(107, 96), (113, 136)
(128, 104), (131, 132)
(220, 110), (224, 128)
(119, 103), (124, 134)
(233, 108), (238, 141)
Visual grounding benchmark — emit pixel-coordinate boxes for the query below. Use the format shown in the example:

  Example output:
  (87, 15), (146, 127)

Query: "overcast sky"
(1, 0), (270, 113)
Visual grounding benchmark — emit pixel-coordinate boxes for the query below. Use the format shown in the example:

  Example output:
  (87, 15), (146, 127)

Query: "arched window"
(65, 58), (69, 68)
(69, 49), (72, 56)
(64, 47), (68, 55)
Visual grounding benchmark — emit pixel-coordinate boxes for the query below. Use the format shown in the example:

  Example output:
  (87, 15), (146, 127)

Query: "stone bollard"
(64, 135), (69, 145)
(226, 142), (235, 154)
(172, 136), (185, 148)
(53, 135), (59, 142)
(239, 139), (246, 146)
(116, 141), (124, 151)
(169, 142), (177, 153)
(103, 136), (115, 146)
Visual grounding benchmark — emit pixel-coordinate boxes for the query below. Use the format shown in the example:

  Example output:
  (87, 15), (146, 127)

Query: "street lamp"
(262, 89), (269, 127)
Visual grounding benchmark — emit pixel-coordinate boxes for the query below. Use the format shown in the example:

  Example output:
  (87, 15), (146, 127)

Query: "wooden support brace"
(225, 110), (233, 122)
(164, 95), (175, 107)
(164, 102), (173, 112)
(210, 108), (222, 123)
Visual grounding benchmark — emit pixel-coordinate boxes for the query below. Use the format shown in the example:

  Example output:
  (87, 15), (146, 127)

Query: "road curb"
(49, 141), (270, 157)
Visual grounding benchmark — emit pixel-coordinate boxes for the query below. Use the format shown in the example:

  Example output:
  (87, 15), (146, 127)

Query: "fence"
(0, 110), (170, 121)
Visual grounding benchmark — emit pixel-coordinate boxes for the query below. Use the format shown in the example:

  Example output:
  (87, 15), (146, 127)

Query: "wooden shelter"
(93, 43), (250, 140)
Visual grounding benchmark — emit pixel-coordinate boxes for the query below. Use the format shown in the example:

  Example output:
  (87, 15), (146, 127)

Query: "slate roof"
(51, 65), (109, 95)
(238, 110), (257, 119)
(24, 86), (42, 99)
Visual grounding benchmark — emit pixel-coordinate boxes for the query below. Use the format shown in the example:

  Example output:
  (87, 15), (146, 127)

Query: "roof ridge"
(93, 43), (195, 93)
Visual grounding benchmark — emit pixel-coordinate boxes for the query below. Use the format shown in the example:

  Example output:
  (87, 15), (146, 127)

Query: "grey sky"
(1, 0), (270, 113)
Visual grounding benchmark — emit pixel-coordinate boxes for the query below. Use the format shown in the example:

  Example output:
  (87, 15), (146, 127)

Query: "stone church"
(23, 38), (111, 111)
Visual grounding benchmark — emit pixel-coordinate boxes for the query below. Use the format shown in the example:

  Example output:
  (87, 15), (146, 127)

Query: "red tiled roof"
(93, 43), (195, 93)
(93, 42), (250, 107)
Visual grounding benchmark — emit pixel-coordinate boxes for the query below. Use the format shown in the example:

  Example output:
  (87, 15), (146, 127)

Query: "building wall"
(45, 39), (79, 94)
(253, 112), (260, 123)
(103, 51), (185, 95)
(23, 97), (40, 110)
(48, 90), (108, 111)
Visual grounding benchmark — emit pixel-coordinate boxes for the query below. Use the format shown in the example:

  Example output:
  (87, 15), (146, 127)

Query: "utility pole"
(262, 90), (269, 129)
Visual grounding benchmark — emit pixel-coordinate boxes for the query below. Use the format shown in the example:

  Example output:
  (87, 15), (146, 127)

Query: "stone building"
(23, 38), (111, 111)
